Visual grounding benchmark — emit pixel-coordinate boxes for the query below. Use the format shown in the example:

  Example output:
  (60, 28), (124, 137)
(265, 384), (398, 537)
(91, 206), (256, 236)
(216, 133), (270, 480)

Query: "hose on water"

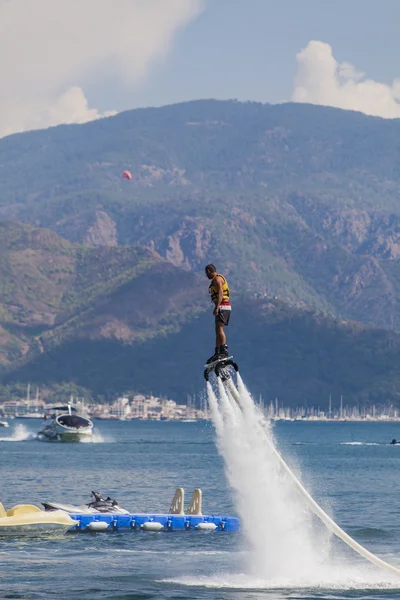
(225, 378), (400, 578)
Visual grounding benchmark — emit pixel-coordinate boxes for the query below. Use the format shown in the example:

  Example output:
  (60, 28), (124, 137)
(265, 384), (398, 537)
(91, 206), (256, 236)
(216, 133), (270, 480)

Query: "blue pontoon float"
(65, 488), (240, 533)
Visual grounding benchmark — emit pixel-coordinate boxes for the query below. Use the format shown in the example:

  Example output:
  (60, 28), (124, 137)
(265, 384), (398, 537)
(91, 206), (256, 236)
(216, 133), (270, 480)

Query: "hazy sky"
(1, 0), (400, 137)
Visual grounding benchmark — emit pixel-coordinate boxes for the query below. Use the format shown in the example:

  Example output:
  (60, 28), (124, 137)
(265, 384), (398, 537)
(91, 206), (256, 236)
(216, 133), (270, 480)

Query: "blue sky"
(1, 0), (400, 137)
(107, 0), (400, 110)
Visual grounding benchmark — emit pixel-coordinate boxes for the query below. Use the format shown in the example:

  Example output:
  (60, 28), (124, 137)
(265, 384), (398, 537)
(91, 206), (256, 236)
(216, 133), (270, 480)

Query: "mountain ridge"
(1, 100), (400, 329)
(1, 221), (400, 406)
(1, 101), (400, 404)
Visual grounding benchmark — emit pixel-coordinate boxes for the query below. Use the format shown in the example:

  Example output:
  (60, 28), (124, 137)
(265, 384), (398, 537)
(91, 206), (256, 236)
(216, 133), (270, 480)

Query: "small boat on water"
(38, 404), (93, 442)
(0, 421), (9, 428)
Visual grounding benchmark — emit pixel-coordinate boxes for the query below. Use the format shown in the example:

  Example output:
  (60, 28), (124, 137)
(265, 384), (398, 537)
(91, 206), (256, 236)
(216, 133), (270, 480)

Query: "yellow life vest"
(209, 274), (230, 304)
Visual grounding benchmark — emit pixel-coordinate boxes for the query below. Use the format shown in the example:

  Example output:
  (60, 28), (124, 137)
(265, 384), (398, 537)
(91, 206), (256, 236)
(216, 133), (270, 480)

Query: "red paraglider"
(122, 170), (132, 181)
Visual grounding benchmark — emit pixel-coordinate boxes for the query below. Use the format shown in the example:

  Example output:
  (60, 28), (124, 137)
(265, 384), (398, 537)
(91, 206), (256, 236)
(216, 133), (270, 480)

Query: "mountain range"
(1, 100), (400, 406)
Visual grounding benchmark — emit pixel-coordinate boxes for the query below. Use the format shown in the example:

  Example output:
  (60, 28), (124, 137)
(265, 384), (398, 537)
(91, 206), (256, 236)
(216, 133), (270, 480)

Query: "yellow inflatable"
(0, 502), (78, 536)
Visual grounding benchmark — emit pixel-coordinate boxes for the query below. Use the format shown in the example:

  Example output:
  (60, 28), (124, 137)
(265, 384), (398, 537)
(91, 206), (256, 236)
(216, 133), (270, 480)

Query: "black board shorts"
(215, 308), (231, 326)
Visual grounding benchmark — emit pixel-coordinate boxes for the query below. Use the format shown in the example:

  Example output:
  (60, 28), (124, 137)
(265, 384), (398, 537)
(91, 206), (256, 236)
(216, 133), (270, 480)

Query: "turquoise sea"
(1, 418), (400, 599)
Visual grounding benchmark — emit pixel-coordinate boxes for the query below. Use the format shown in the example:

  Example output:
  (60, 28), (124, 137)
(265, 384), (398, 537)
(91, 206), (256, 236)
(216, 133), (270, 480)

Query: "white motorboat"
(38, 404), (93, 442)
(0, 421), (9, 428)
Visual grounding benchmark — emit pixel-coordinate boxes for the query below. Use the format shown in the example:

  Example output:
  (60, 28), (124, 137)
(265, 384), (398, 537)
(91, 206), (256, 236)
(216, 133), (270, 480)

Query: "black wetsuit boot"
(206, 347), (220, 364)
(219, 345), (229, 358)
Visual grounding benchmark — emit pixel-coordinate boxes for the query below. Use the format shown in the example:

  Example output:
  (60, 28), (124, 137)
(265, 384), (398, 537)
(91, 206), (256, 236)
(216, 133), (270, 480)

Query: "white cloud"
(292, 40), (400, 119)
(0, 0), (203, 137)
(42, 87), (117, 127)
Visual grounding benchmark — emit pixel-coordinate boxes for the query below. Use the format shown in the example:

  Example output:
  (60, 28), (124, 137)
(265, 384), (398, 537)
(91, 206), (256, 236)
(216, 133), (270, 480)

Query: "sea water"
(1, 417), (400, 599)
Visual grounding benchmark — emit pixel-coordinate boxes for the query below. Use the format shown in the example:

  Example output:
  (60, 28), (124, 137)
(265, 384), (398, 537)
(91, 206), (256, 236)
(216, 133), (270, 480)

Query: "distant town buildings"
(0, 391), (208, 421)
(89, 393), (207, 421)
(0, 388), (399, 422)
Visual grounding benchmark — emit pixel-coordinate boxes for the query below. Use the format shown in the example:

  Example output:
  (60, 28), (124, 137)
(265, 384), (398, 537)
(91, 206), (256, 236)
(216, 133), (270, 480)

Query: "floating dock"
(67, 488), (239, 533)
(68, 513), (239, 532)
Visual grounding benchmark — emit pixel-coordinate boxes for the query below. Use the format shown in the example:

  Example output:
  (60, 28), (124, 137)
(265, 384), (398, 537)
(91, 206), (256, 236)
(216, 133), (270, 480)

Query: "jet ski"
(42, 491), (130, 515)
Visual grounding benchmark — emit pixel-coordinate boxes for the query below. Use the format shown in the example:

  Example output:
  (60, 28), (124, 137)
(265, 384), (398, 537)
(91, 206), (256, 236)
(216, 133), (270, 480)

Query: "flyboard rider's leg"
(216, 310), (229, 358)
(216, 321), (226, 347)
(207, 308), (230, 364)
(204, 306), (237, 381)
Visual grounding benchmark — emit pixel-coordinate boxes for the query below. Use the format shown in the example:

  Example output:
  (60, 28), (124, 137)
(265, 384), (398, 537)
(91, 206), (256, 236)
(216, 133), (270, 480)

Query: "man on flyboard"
(204, 264), (231, 364)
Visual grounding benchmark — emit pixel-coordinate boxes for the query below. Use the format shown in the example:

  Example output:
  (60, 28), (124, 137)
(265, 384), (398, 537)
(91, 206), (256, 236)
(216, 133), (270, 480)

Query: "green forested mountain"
(1, 101), (400, 405)
(0, 221), (203, 367)
(0, 221), (399, 406)
(1, 100), (400, 329)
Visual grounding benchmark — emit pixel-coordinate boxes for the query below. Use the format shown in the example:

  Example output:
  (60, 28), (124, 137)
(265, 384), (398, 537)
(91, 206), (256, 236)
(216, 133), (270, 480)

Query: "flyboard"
(205, 356), (400, 579)
(204, 356), (239, 382)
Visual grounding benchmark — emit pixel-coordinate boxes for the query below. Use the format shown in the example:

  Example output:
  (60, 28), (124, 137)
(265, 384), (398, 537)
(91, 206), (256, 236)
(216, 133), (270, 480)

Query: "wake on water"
(0, 423), (109, 443)
(0, 423), (36, 442)
(203, 373), (400, 589)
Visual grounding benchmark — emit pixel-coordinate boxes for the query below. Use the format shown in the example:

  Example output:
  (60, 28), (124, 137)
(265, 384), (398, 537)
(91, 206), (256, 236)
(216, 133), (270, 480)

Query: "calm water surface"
(1, 418), (400, 599)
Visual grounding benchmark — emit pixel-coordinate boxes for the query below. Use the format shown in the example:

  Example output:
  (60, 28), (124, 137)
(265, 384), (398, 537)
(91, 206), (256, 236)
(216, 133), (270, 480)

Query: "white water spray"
(89, 430), (111, 443)
(0, 424), (36, 442)
(207, 373), (400, 583)
(208, 377), (324, 579)
(206, 383), (223, 437)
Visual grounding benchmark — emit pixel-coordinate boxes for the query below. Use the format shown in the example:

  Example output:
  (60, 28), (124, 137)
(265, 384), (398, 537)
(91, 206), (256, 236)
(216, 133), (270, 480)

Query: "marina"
(3, 391), (400, 423)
